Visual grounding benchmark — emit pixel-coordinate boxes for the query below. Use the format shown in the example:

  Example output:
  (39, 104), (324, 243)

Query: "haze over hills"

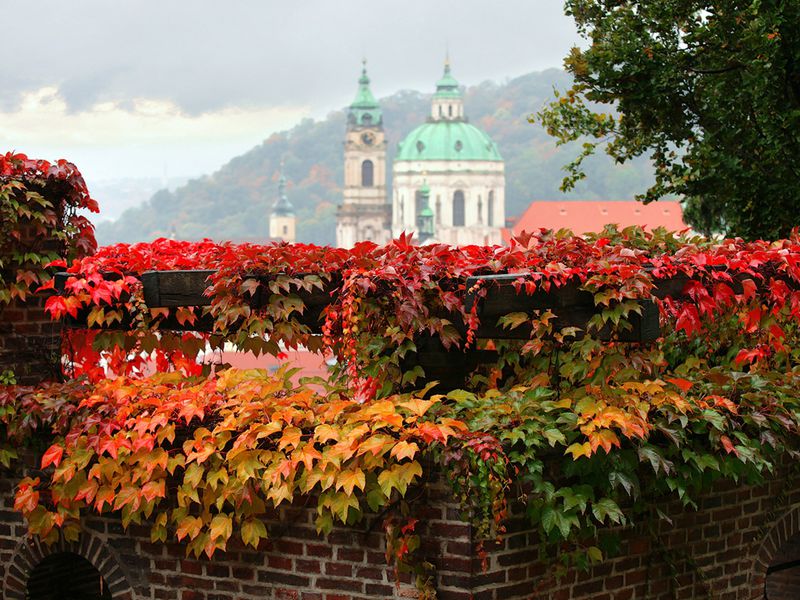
(96, 69), (655, 246)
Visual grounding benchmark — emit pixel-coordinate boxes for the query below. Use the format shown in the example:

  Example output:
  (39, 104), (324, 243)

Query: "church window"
(455, 140), (463, 152)
(439, 105), (443, 117)
(362, 113), (373, 125)
(283, 225), (288, 235)
(453, 190), (465, 226)
(448, 105), (453, 117)
(416, 140), (425, 153)
(477, 195), (483, 224)
(488, 191), (495, 226)
(435, 195), (441, 225)
(414, 190), (423, 222)
(399, 195), (404, 222)
(361, 160), (374, 187)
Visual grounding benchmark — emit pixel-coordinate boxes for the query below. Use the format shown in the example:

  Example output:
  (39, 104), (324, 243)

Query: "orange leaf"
(141, 480), (166, 502)
(720, 435), (738, 455)
(398, 398), (436, 418)
(666, 378), (693, 393)
(357, 434), (391, 457)
(390, 441), (419, 462)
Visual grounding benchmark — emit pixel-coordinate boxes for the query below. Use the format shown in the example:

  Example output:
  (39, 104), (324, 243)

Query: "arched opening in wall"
(27, 552), (113, 600)
(487, 191), (495, 226)
(453, 190), (465, 226)
(361, 160), (374, 187)
(766, 532), (800, 599)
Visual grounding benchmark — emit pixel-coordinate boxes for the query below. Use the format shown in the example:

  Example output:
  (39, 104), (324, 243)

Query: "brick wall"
(0, 294), (61, 384)
(0, 202), (64, 385)
(2, 459), (800, 600)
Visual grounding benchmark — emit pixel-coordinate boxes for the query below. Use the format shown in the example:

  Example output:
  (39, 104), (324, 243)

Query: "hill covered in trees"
(97, 69), (655, 246)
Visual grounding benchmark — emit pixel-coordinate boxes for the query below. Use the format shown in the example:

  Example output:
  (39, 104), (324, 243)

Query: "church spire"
(348, 59), (383, 129)
(431, 55), (464, 121)
(272, 161), (294, 216)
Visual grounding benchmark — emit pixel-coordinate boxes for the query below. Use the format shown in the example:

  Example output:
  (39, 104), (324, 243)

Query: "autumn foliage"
(3, 160), (800, 588)
(0, 151), (97, 307)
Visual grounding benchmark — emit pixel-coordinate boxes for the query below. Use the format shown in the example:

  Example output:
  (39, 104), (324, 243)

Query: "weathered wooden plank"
(57, 270), (664, 341)
(463, 274), (668, 342)
(142, 270), (216, 307)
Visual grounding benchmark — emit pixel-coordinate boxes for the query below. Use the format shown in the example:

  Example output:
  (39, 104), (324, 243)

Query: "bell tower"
(269, 163), (296, 243)
(336, 60), (391, 248)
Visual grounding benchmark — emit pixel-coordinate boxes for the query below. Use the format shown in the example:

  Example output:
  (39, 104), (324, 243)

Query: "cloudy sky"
(1, 1), (580, 183)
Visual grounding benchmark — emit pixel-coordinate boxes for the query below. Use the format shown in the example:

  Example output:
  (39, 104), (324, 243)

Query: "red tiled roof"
(219, 349), (332, 381)
(509, 200), (686, 240)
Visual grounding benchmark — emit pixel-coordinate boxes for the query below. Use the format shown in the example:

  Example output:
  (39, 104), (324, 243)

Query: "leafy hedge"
(5, 212), (800, 592)
(0, 152), (97, 308)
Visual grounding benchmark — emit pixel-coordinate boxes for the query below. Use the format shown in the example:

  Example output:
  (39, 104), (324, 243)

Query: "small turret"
(431, 56), (464, 121)
(270, 162), (296, 243)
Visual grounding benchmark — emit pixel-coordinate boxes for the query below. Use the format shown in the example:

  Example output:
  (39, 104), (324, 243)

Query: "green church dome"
(395, 120), (502, 162)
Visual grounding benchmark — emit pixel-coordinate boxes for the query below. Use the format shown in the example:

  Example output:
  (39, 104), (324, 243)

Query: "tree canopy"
(539, 0), (800, 240)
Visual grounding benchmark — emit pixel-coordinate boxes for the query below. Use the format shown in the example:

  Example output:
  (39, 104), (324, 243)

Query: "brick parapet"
(1, 458), (800, 599)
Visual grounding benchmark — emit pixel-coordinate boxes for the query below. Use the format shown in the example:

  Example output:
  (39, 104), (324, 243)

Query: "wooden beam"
(57, 270), (670, 342)
(142, 270), (216, 307)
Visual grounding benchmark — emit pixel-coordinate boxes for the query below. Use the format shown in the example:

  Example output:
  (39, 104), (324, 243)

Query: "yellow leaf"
(565, 442), (592, 460)
(336, 468), (366, 496)
(210, 514), (232, 542)
(554, 397), (572, 409)
(314, 424), (339, 443)
(328, 491), (360, 522)
(378, 461), (422, 497)
(241, 518), (267, 548)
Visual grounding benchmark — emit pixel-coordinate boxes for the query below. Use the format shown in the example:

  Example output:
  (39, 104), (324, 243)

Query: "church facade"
(336, 60), (505, 247)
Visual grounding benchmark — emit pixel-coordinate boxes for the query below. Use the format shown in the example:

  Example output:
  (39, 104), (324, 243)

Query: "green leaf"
(592, 498), (624, 525)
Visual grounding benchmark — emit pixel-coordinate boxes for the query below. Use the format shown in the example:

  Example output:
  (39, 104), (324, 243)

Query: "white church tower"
(336, 61), (392, 248)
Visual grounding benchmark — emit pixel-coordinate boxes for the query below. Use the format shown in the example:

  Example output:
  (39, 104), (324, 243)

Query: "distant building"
(392, 60), (505, 245)
(336, 61), (392, 248)
(508, 200), (686, 239)
(269, 166), (296, 243)
(336, 59), (505, 247)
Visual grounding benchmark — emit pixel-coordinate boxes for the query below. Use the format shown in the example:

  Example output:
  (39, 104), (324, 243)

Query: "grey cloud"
(1, 0), (580, 115)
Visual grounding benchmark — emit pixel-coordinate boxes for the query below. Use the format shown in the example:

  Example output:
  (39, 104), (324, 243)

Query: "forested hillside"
(97, 69), (654, 245)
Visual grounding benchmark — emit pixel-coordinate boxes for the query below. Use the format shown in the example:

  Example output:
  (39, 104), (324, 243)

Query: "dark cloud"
(1, 0), (580, 115)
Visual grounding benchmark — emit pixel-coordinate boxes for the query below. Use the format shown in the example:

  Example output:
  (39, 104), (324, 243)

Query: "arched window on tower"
(435, 195), (442, 225)
(453, 190), (465, 226)
(487, 191), (495, 226)
(361, 160), (374, 187)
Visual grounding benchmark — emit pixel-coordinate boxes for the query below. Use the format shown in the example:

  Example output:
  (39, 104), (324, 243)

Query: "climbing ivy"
(5, 221), (800, 592)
